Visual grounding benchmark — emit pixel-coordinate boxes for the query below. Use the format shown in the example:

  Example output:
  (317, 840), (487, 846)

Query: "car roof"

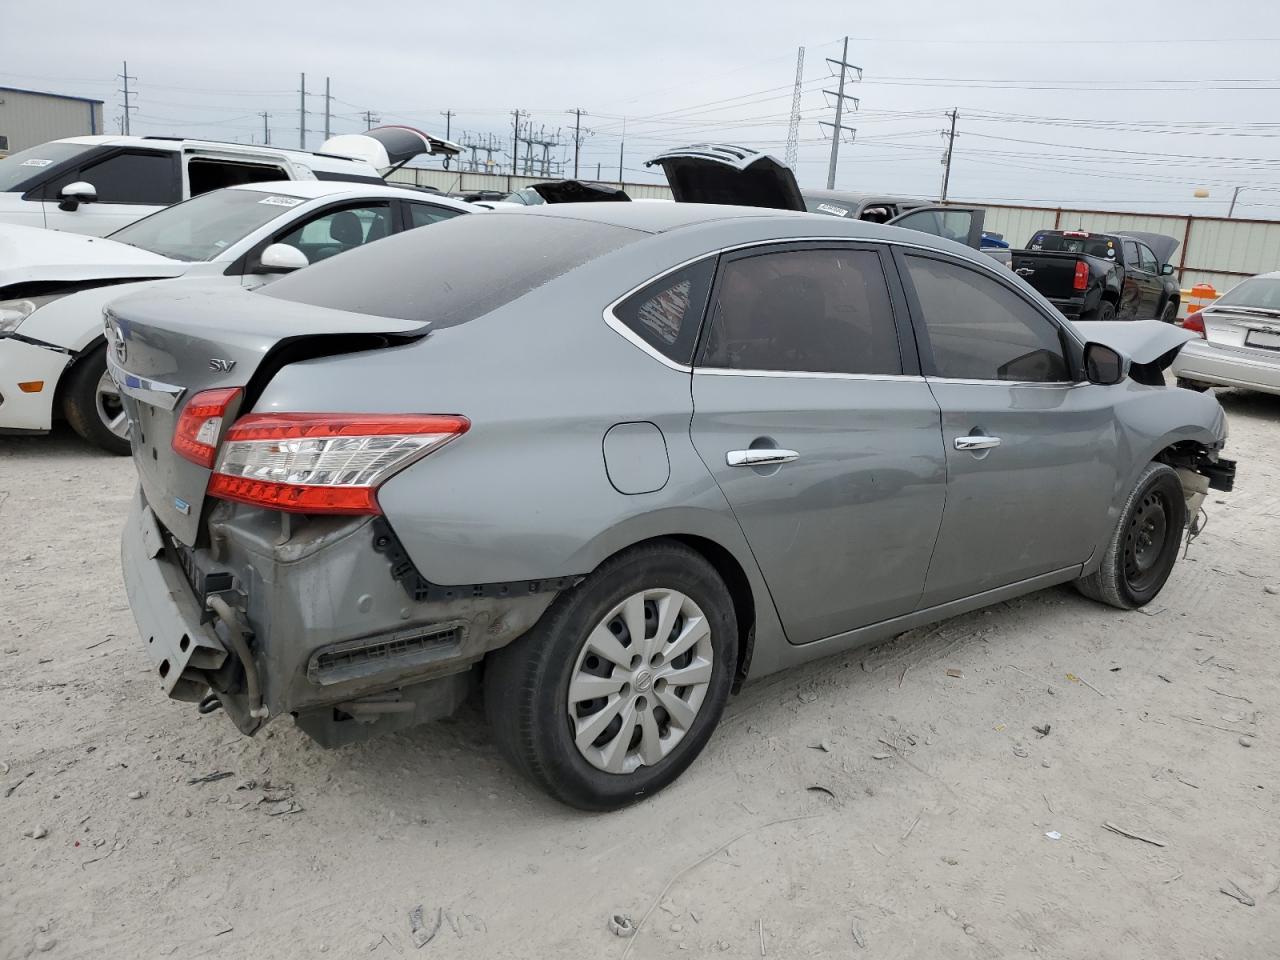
(225, 180), (477, 210)
(486, 200), (803, 233)
(802, 189), (925, 206)
(49, 135), (376, 174)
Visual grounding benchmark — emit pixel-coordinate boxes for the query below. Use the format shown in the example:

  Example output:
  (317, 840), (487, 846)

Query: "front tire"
(1076, 462), (1186, 609)
(485, 541), (738, 810)
(62, 345), (130, 455)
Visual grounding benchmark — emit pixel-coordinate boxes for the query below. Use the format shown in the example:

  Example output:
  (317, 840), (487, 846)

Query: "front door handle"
(954, 435), (1001, 451)
(727, 448), (799, 467)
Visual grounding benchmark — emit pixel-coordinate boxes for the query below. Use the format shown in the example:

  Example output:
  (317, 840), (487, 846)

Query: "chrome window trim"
(695, 368), (924, 383)
(601, 234), (1084, 374)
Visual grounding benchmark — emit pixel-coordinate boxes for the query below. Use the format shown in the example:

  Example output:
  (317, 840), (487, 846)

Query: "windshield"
(109, 188), (307, 261)
(1215, 277), (1280, 312)
(0, 142), (96, 192)
(1027, 232), (1116, 259)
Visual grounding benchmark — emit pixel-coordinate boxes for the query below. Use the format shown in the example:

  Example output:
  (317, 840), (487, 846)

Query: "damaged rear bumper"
(121, 488), (560, 745)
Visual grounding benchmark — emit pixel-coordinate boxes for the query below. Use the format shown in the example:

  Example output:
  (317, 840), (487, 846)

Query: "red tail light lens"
(173, 388), (243, 467)
(1183, 311), (1206, 337)
(1073, 260), (1089, 291)
(208, 413), (469, 515)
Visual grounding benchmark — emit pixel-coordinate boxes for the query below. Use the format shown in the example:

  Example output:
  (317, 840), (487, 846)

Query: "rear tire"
(62, 344), (130, 456)
(1094, 300), (1117, 322)
(485, 541), (737, 811)
(1176, 377), (1210, 393)
(1076, 462), (1186, 610)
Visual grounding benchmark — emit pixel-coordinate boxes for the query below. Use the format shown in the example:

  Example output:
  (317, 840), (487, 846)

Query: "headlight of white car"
(0, 294), (66, 335)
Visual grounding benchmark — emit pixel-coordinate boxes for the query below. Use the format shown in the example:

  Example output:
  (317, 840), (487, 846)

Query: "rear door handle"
(727, 448), (799, 467)
(954, 435), (1001, 451)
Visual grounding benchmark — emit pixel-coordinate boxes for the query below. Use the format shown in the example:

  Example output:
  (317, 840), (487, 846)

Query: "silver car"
(1172, 271), (1280, 396)
(111, 148), (1236, 810)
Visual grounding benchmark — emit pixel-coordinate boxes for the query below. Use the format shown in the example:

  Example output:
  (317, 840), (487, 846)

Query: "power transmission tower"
(299, 73), (307, 149)
(323, 77), (331, 141)
(361, 109), (380, 130)
(940, 109), (959, 202)
(440, 110), (455, 169)
(784, 46), (805, 170)
(260, 111), (271, 145)
(568, 108), (588, 178)
(117, 61), (137, 135)
(822, 37), (862, 189)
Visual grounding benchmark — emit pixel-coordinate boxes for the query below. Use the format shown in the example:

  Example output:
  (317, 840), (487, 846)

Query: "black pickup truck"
(1010, 230), (1181, 322)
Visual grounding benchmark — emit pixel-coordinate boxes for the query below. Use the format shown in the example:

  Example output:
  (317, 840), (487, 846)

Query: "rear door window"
(1138, 243), (1159, 273)
(407, 203), (465, 228)
(698, 246), (902, 375)
(902, 253), (1070, 382)
(44, 150), (180, 205)
(1123, 240), (1142, 269)
(187, 158), (289, 196)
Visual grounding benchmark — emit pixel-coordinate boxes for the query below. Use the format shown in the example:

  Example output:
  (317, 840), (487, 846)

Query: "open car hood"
(528, 180), (631, 203)
(644, 144), (805, 211)
(1074, 319), (1194, 369)
(1118, 231), (1180, 265)
(319, 126), (462, 171)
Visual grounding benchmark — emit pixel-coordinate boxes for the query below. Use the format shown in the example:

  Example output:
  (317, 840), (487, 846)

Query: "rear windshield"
(1215, 277), (1280, 312)
(0, 142), (96, 192)
(261, 213), (641, 327)
(1027, 232), (1116, 259)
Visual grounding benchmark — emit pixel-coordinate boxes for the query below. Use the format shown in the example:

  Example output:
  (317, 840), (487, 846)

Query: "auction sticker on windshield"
(258, 196), (303, 207)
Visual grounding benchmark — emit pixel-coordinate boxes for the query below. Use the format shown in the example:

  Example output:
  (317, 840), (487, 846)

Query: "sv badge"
(209, 358), (236, 373)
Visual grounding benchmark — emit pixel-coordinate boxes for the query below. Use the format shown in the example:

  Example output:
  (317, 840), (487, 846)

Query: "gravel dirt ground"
(2, 390), (1278, 960)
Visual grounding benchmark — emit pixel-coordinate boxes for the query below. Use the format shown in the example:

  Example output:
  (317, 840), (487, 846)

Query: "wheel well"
(662, 534), (757, 691)
(1100, 289), (1119, 305)
(51, 335), (105, 421)
(1155, 440), (1211, 470)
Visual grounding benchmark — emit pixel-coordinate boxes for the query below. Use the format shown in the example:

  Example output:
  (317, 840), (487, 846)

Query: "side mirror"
(1083, 342), (1129, 386)
(58, 181), (97, 212)
(1161, 263), (1176, 276)
(255, 243), (309, 274)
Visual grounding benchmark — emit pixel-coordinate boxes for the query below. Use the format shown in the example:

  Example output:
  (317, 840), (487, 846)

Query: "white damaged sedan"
(0, 180), (474, 452)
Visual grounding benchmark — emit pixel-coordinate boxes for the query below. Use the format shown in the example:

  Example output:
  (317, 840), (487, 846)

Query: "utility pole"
(618, 118), (625, 185)
(361, 109), (380, 130)
(260, 111), (270, 145)
(440, 110), (454, 169)
(1228, 185), (1244, 218)
(510, 109), (525, 177)
(940, 109), (959, 202)
(323, 77), (331, 141)
(299, 73), (307, 150)
(117, 61), (137, 136)
(822, 37), (862, 189)
(784, 46), (805, 170)
(568, 108), (587, 178)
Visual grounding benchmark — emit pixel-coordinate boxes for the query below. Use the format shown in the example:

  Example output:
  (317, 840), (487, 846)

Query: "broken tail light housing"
(173, 388), (243, 468)
(1183, 311), (1206, 337)
(207, 413), (469, 515)
(1073, 260), (1089, 292)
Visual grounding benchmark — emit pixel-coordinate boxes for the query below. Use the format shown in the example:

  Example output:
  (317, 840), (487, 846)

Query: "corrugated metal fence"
(391, 168), (1280, 309)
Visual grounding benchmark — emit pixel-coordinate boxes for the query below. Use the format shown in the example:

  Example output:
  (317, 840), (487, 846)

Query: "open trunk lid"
(319, 125), (462, 172)
(105, 283), (428, 545)
(644, 144), (806, 211)
(528, 180), (631, 203)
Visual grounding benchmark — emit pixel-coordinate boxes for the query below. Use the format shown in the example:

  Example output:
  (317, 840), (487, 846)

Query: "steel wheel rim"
(95, 370), (129, 439)
(1123, 489), (1171, 592)
(567, 588), (713, 775)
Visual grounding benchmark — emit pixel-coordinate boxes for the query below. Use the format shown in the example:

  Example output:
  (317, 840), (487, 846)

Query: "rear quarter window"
(261, 213), (640, 327)
(611, 260), (715, 365)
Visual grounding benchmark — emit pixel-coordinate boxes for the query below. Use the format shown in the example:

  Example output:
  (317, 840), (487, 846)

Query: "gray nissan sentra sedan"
(108, 153), (1236, 810)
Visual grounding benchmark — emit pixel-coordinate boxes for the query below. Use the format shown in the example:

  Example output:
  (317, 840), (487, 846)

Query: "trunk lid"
(105, 283), (428, 545)
(1010, 250), (1087, 300)
(319, 125), (462, 172)
(1199, 304), (1280, 356)
(527, 180), (631, 203)
(644, 144), (806, 211)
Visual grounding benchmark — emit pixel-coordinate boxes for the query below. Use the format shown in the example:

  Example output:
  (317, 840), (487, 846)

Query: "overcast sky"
(5, 0), (1280, 218)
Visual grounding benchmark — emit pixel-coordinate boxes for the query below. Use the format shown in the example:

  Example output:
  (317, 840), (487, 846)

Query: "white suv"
(0, 128), (459, 236)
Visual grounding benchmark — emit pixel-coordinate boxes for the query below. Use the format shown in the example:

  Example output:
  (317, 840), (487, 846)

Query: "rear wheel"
(1076, 462), (1186, 609)
(1093, 300), (1117, 322)
(485, 541), (737, 810)
(62, 344), (130, 455)
(1176, 377), (1210, 393)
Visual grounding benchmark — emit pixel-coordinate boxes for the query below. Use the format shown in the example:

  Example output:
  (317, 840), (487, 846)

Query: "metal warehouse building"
(0, 86), (105, 156)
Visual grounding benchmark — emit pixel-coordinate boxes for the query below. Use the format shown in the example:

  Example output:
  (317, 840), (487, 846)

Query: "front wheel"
(1076, 462), (1186, 609)
(485, 541), (738, 810)
(62, 344), (130, 455)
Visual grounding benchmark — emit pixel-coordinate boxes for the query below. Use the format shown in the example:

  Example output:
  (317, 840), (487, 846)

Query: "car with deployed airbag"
(112, 145), (1235, 811)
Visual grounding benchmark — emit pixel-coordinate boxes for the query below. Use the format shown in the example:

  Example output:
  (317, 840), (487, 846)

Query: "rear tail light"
(1063, 230), (1089, 238)
(1183, 311), (1206, 337)
(173, 388), (243, 467)
(207, 413), (469, 515)
(1073, 260), (1089, 291)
